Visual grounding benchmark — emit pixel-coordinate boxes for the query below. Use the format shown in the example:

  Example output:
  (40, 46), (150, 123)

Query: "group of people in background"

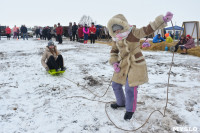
(35, 23), (63, 43)
(67, 22), (96, 44)
(34, 22), (97, 44)
(152, 33), (174, 43)
(174, 34), (195, 54)
(3, 25), (28, 40)
(1, 22), (97, 44)
(148, 33), (195, 54)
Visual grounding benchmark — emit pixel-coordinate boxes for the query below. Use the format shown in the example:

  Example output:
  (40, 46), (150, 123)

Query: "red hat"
(186, 35), (191, 38)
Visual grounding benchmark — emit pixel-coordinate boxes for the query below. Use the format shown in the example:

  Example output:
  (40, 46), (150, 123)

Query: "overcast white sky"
(0, 0), (199, 28)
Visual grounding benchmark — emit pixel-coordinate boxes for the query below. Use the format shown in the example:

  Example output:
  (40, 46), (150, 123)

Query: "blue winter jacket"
(153, 35), (165, 43)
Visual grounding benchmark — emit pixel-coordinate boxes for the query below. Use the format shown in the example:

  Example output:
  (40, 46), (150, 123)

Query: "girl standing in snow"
(107, 12), (173, 120)
(83, 24), (89, 44)
(41, 41), (66, 72)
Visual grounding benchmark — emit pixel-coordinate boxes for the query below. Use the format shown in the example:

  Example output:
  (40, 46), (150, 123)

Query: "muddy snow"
(0, 38), (200, 133)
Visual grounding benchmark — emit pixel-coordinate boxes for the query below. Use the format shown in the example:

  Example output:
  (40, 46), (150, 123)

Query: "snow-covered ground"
(0, 38), (200, 133)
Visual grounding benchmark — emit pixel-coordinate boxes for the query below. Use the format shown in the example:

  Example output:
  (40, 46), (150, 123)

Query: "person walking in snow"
(16, 27), (20, 39)
(78, 24), (84, 43)
(83, 24), (89, 44)
(41, 41), (66, 72)
(89, 22), (96, 44)
(51, 24), (57, 41)
(46, 26), (52, 40)
(39, 27), (43, 40)
(107, 12), (173, 120)
(56, 23), (63, 44)
(68, 22), (72, 41)
(21, 25), (28, 40)
(35, 27), (40, 38)
(13, 25), (18, 39)
(72, 22), (78, 41)
(5, 26), (11, 40)
(42, 27), (48, 40)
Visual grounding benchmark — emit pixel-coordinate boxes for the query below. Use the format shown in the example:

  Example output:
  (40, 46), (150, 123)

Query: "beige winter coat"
(107, 14), (167, 87)
(41, 46), (60, 69)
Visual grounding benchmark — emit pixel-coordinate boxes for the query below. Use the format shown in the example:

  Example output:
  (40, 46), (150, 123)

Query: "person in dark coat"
(42, 27), (48, 40)
(72, 22), (78, 41)
(35, 27), (40, 38)
(174, 35), (186, 52)
(17, 27), (20, 39)
(21, 25), (28, 40)
(56, 23), (63, 44)
(47, 26), (52, 40)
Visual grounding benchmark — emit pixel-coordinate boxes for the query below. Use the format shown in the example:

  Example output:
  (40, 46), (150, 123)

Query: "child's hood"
(107, 14), (130, 37)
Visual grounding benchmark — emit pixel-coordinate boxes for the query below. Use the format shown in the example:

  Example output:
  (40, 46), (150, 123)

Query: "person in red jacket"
(56, 23), (63, 44)
(78, 24), (84, 43)
(89, 22), (96, 44)
(5, 26), (11, 40)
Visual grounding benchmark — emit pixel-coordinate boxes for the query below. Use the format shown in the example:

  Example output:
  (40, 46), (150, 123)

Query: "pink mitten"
(163, 12), (173, 23)
(113, 63), (120, 73)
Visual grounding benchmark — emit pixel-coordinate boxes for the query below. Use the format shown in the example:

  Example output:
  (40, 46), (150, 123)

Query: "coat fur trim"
(107, 14), (130, 37)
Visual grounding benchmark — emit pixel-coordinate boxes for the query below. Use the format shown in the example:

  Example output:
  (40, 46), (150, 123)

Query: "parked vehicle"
(0, 26), (7, 36)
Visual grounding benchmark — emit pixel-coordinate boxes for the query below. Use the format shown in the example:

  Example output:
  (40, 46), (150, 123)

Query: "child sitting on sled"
(41, 41), (66, 72)
(107, 12), (173, 120)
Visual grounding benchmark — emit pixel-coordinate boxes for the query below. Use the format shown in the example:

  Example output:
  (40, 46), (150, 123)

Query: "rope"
(63, 74), (112, 98)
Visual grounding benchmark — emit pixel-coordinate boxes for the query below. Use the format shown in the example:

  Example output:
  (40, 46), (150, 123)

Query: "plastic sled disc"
(48, 69), (65, 75)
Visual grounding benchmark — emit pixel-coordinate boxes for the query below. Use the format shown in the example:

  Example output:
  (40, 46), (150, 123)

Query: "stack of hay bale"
(140, 40), (200, 57)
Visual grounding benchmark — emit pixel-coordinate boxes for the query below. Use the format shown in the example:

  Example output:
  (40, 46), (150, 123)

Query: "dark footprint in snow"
(83, 76), (102, 86)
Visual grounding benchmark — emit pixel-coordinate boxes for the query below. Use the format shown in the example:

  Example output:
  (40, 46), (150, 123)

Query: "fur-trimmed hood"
(107, 14), (130, 37)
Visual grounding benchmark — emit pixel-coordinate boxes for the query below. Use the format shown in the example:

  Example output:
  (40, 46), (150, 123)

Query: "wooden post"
(183, 22), (186, 36)
(197, 22), (199, 46)
(171, 21), (175, 40)
(191, 22), (196, 37)
(179, 23), (184, 39)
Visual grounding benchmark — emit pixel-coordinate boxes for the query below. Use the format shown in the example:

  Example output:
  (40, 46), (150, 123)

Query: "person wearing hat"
(180, 34), (195, 54)
(165, 33), (173, 43)
(107, 12), (173, 120)
(41, 41), (66, 72)
(89, 22), (96, 44)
